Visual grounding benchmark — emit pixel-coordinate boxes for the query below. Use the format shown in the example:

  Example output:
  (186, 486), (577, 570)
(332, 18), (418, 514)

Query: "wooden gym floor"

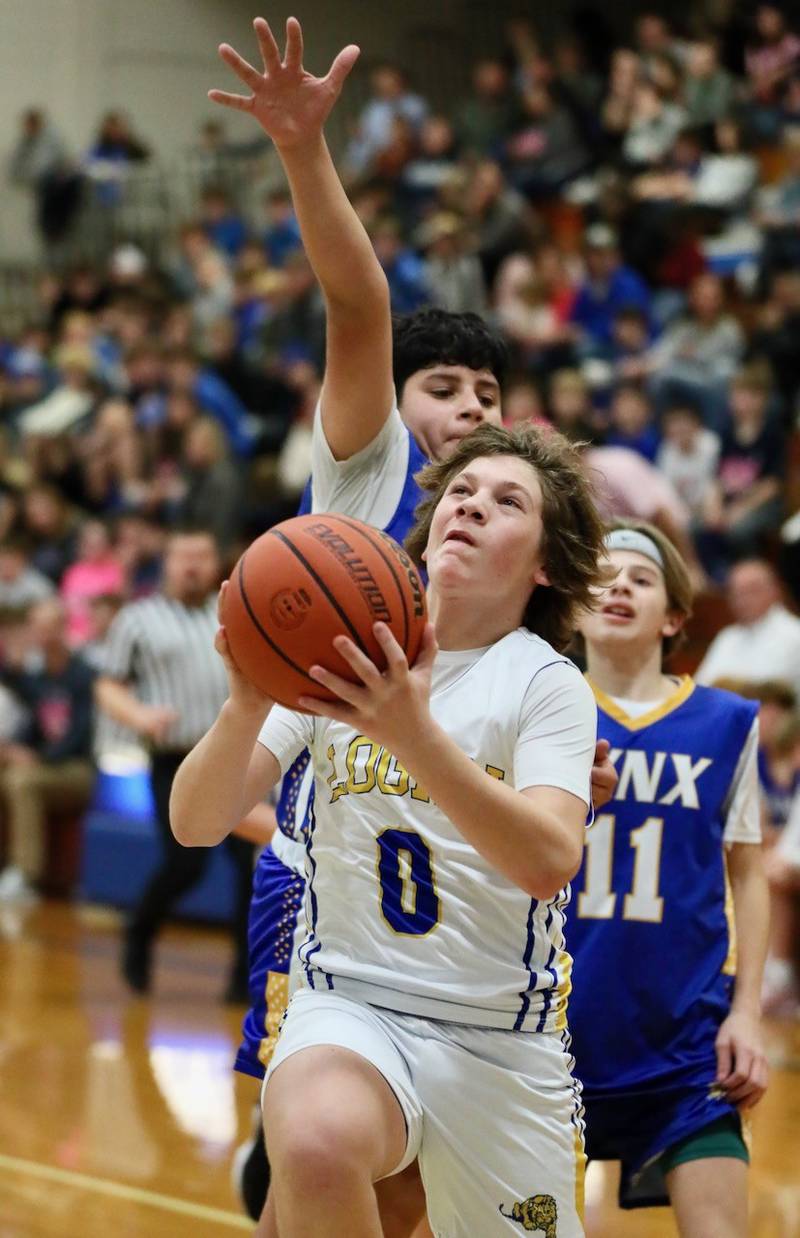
(1, 901), (798, 1237)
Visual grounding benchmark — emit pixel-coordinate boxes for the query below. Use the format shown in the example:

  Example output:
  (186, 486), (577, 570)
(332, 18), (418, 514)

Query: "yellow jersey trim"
(587, 675), (695, 731)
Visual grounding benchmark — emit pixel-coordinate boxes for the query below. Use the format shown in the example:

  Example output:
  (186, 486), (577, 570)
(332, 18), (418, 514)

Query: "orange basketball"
(221, 513), (428, 710)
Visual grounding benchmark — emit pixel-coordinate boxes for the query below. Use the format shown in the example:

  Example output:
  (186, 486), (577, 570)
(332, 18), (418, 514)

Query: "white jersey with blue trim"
(258, 629), (596, 1032)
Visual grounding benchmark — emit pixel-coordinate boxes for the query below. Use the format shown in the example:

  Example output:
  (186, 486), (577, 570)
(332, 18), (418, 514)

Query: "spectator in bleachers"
(748, 269), (800, 413)
(648, 271), (745, 426)
(0, 598), (95, 902)
(684, 36), (738, 129)
(60, 519), (126, 647)
(504, 81), (590, 201)
(698, 362), (784, 570)
(696, 558), (800, 697)
(399, 115), (459, 220)
(494, 241), (577, 373)
(656, 403), (721, 522)
(176, 417), (242, 556)
(8, 108), (83, 248)
(84, 110), (150, 209)
(604, 382), (660, 461)
(462, 159), (533, 286)
(114, 513), (163, 598)
(370, 215), (430, 313)
(344, 62), (429, 180)
(416, 212), (487, 316)
(502, 375), (547, 428)
(744, 3), (800, 141)
(570, 222), (652, 353)
(756, 125), (800, 279)
(750, 682), (800, 839)
(163, 347), (254, 458)
(17, 344), (99, 439)
(261, 187), (302, 268)
(601, 48), (642, 152)
(453, 57), (518, 158)
(19, 484), (80, 585)
(0, 538), (54, 611)
(199, 185), (248, 260)
(622, 78), (688, 169)
(547, 368), (597, 442)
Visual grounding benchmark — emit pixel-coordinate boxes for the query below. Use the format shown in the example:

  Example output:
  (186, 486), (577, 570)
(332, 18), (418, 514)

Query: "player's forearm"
(728, 844), (771, 1015)
(278, 133), (388, 317)
(399, 720), (584, 898)
(170, 699), (274, 847)
(95, 677), (146, 732)
(232, 800), (278, 846)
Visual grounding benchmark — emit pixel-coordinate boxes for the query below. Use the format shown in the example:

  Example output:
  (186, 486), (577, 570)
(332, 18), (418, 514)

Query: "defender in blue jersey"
(569, 521), (769, 1238)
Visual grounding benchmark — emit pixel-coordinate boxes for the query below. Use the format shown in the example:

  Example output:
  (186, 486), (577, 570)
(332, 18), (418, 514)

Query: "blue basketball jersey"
(566, 679), (757, 1094)
(272, 428), (427, 844)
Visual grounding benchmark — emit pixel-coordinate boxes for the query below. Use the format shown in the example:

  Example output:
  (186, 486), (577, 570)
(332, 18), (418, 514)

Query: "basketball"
(221, 513), (428, 709)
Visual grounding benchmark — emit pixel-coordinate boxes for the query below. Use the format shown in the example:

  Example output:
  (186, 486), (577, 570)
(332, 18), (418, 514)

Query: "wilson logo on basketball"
(309, 522), (392, 622)
(269, 588), (312, 630)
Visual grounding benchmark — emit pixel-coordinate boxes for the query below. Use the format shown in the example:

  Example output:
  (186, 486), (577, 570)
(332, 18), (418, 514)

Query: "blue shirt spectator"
(571, 224), (652, 350)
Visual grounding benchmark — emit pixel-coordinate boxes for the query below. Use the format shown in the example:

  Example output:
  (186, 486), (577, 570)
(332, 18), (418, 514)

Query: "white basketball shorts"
(265, 988), (586, 1237)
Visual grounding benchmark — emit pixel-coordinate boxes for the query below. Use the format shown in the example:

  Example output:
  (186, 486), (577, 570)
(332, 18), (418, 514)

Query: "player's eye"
(431, 388), (453, 399)
(479, 394), (498, 409)
(500, 495), (521, 508)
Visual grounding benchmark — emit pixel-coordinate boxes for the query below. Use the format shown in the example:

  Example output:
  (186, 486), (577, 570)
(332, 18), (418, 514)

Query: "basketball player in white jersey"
(171, 419), (611, 1238)
(208, 20), (617, 1233)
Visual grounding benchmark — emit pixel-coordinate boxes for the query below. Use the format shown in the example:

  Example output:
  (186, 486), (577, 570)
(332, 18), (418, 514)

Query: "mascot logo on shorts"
(498, 1193), (557, 1235)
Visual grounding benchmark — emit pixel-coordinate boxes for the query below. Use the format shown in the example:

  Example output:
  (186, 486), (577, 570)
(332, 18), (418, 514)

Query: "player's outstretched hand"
(215, 582), (274, 716)
(714, 1009), (769, 1110)
(300, 621), (437, 754)
(209, 16), (360, 150)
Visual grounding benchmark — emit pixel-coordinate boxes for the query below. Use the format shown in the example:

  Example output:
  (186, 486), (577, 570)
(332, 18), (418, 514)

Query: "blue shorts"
(582, 1075), (744, 1209)
(235, 845), (306, 1080)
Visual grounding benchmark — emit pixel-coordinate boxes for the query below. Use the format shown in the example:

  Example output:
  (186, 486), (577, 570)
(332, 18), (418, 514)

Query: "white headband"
(604, 528), (664, 570)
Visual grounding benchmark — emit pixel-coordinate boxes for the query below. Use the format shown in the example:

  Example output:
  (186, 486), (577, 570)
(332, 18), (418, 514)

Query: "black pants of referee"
(129, 752), (254, 984)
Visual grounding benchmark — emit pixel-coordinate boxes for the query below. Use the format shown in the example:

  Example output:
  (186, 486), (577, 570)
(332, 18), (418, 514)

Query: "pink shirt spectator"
(585, 445), (690, 527)
(61, 557), (126, 645)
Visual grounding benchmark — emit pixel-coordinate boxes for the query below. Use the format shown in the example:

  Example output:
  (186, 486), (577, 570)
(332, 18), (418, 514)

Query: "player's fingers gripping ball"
(221, 514), (427, 710)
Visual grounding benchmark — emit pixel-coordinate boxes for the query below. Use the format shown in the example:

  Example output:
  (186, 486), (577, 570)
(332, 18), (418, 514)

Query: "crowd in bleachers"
(1, 2), (800, 1008)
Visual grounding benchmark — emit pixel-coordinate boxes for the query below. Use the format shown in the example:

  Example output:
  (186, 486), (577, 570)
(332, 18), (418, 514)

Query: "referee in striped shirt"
(95, 527), (253, 1000)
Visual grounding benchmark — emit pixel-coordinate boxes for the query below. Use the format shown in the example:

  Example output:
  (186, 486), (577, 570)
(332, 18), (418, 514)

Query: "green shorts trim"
(658, 1114), (749, 1175)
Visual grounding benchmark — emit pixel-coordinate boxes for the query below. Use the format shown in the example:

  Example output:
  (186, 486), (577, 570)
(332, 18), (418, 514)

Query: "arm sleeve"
(514, 661), (597, 807)
(100, 608), (139, 683)
(257, 706), (315, 774)
(310, 400), (413, 526)
(722, 717), (762, 845)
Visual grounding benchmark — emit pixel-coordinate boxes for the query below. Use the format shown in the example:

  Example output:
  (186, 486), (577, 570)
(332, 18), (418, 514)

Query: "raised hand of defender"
(209, 16), (359, 150)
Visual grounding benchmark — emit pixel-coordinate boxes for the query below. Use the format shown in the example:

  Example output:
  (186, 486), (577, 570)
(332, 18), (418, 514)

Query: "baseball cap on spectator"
(585, 222), (619, 249)
(109, 243), (148, 280)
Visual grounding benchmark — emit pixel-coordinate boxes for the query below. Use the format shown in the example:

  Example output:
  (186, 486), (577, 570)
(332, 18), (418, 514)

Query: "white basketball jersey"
(259, 628), (596, 1032)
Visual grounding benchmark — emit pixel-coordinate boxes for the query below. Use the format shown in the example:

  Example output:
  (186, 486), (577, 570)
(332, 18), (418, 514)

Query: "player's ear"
(532, 561), (549, 587)
(661, 610), (684, 639)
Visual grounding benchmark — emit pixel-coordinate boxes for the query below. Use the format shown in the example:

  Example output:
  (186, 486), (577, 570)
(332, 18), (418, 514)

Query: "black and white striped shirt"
(101, 593), (227, 752)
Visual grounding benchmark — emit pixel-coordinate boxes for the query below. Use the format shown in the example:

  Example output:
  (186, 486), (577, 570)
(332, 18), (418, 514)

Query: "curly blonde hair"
(405, 422), (611, 652)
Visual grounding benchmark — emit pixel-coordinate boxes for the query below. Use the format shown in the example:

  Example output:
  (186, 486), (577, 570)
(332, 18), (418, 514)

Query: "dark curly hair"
(405, 422), (611, 652)
(392, 309), (509, 400)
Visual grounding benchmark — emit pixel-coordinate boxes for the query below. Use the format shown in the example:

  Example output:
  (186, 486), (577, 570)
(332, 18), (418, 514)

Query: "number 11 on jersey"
(577, 813), (665, 923)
